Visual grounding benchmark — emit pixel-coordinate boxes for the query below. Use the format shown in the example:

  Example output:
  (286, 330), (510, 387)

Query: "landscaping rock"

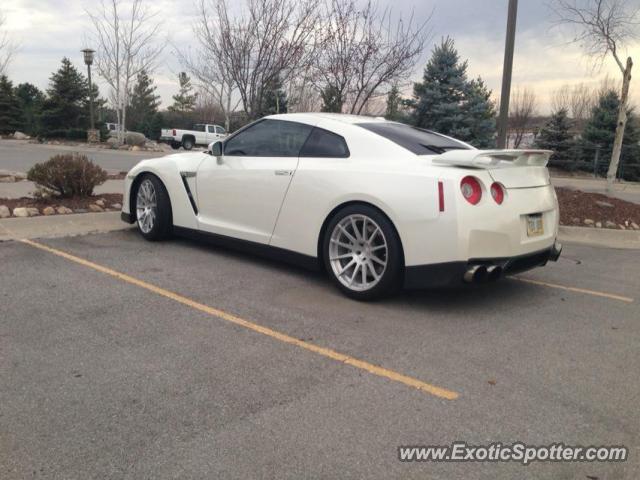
(0, 175), (16, 183)
(95, 199), (106, 207)
(631, 222), (640, 230)
(619, 225), (626, 230)
(0, 205), (10, 218)
(595, 200), (614, 208)
(604, 220), (616, 229)
(111, 203), (122, 210)
(13, 207), (29, 217)
(595, 221), (602, 228)
(124, 131), (147, 147)
(13, 131), (30, 140)
(118, 144), (129, 150)
(88, 204), (104, 212)
(56, 206), (73, 214)
(106, 137), (120, 147)
(42, 206), (56, 216)
(583, 219), (595, 226)
(131, 145), (141, 152)
(26, 207), (40, 217)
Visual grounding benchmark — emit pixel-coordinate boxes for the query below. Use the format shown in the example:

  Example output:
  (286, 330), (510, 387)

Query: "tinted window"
(357, 122), (471, 155)
(216, 126), (226, 134)
(224, 119), (313, 157)
(193, 124), (206, 132)
(300, 128), (350, 158)
(207, 125), (215, 133)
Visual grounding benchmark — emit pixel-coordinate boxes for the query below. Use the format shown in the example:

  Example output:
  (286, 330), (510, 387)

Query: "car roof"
(266, 112), (388, 126)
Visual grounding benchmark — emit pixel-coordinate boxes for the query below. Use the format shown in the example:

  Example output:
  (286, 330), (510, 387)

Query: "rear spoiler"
(432, 149), (553, 168)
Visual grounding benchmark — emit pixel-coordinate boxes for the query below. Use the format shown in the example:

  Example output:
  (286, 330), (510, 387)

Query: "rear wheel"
(182, 137), (194, 150)
(323, 205), (402, 300)
(135, 174), (172, 241)
(170, 141), (181, 150)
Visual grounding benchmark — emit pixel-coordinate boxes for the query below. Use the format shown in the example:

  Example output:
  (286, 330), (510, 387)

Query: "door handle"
(274, 170), (293, 176)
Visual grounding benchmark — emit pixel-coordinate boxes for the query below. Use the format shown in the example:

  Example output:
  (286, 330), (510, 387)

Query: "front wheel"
(135, 174), (172, 241)
(323, 205), (402, 300)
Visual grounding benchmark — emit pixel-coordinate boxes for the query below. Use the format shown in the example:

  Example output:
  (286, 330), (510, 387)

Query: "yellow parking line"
(20, 238), (458, 401)
(512, 276), (634, 303)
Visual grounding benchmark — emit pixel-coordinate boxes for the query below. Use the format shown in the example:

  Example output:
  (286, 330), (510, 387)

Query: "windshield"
(357, 122), (471, 155)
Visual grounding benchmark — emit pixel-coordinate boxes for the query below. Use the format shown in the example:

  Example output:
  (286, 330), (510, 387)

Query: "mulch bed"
(556, 187), (639, 229)
(1, 193), (123, 214)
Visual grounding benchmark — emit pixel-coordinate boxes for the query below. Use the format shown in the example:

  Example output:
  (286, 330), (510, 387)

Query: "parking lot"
(1, 230), (638, 479)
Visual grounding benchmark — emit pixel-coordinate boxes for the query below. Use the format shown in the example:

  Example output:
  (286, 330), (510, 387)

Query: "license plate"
(527, 214), (544, 237)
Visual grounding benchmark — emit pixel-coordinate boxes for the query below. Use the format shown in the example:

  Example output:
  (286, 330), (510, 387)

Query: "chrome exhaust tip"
(550, 241), (562, 262)
(463, 265), (488, 283)
(486, 265), (502, 282)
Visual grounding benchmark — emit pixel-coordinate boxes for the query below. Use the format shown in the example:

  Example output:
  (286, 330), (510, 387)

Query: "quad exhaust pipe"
(463, 264), (503, 284)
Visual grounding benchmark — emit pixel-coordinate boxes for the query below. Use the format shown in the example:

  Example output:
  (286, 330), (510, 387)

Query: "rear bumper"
(404, 241), (562, 289)
(159, 136), (177, 143)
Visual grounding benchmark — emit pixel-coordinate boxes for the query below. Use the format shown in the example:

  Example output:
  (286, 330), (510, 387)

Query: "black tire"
(134, 174), (172, 241)
(182, 137), (194, 150)
(322, 204), (402, 300)
(170, 141), (181, 150)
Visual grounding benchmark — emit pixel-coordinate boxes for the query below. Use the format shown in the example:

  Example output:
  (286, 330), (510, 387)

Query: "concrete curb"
(558, 225), (640, 250)
(0, 211), (133, 241)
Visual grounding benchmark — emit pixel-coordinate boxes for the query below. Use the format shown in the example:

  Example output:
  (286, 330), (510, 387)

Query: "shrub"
(27, 153), (108, 197)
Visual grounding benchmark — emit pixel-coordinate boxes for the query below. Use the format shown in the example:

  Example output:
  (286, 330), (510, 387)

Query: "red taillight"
(438, 181), (445, 212)
(172, 129), (176, 136)
(460, 176), (482, 205)
(490, 182), (505, 204)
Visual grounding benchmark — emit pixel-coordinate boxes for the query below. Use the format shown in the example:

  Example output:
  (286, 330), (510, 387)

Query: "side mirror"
(208, 141), (223, 157)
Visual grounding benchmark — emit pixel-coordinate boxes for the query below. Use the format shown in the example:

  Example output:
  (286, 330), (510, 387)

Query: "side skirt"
(172, 226), (321, 272)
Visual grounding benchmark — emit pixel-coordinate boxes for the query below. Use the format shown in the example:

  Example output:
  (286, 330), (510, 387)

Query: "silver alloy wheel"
(136, 179), (157, 234)
(328, 214), (388, 292)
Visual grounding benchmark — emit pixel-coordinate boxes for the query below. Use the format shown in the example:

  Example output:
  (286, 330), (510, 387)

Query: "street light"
(82, 48), (96, 132)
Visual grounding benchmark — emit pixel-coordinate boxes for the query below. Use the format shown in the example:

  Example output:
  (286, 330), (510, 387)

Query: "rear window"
(357, 122), (471, 155)
(300, 128), (350, 158)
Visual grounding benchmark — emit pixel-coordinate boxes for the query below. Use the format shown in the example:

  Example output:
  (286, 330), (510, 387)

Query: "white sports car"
(121, 113), (562, 300)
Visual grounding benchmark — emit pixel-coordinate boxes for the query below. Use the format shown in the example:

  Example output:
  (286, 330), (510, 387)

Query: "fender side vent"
(179, 172), (198, 215)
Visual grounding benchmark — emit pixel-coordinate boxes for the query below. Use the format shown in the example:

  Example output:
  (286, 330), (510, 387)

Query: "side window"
(216, 126), (226, 134)
(224, 119), (313, 157)
(207, 125), (215, 133)
(299, 128), (350, 158)
(193, 124), (206, 132)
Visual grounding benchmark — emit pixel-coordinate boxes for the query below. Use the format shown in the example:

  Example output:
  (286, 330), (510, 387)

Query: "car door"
(195, 119), (314, 244)
(206, 125), (218, 143)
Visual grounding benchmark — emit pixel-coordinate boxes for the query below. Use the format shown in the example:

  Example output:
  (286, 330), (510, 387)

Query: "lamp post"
(82, 48), (96, 136)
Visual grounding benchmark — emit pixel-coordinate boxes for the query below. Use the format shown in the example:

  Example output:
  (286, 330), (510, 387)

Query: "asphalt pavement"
(1, 230), (638, 479)
(0, 139), (165, 173)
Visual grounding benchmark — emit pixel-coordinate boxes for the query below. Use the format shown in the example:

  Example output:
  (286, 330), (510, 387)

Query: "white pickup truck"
(160, 124), (227, 150)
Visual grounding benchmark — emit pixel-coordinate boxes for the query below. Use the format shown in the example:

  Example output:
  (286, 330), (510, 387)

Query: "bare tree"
(551, 82), (595, 129)
(87, 0), (163, 143)
(193, 0), (319, 121)
(552, 0), (638, 189)
(509, 87), (537, 148)
(0, 11), (17, 75)
(315, 0), (430, 114)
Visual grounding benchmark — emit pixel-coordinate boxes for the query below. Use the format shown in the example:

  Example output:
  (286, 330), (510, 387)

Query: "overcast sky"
(3, 0), (639, 114)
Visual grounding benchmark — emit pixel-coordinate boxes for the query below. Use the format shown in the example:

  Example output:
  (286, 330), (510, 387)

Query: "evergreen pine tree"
(320, 85), (343, 113)
(40, 58), (90, 135)
(259, 76), (288, 117)
(168, 72), (197, 113)
(411, 38), (496, 147)
(582, 90), (640, 179)
(385, 85), (402, 121)
(535, 108), (574, 168)
(128, 70), (161, 137)
(15, 83), (45, 135)
(0, 75), (22, 134)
